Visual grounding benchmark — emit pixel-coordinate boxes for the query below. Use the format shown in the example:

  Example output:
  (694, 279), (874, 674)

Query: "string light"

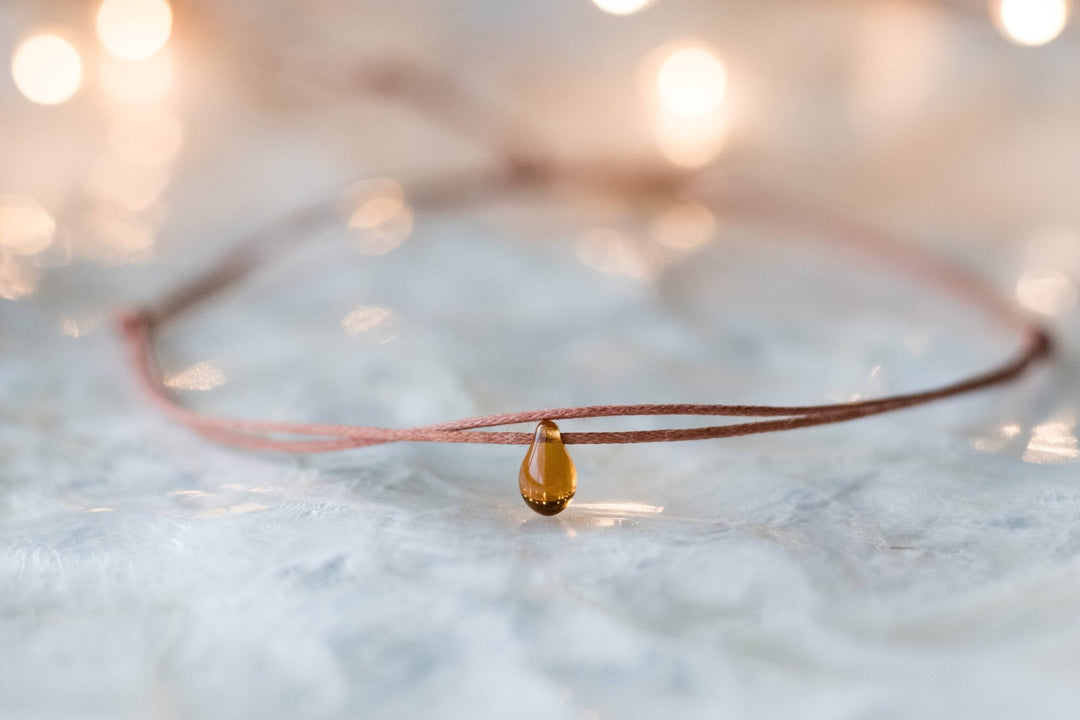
(656, 45), (727, 117)
(591, 0), (653, 15)
(96, 0), (174, 61)
(11, 34), (83, 106)
(994, 0), (1069, 46)
(644, 42), (728, 167)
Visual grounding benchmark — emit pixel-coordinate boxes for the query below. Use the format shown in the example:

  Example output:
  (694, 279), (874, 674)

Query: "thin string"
(118, 171), (1052, 453)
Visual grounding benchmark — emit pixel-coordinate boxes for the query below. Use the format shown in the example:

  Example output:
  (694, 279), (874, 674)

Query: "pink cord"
(118, 178), (1052, 454)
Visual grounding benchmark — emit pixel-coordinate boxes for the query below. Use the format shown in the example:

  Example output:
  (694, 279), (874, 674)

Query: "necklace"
(119, 164), (1052, 516)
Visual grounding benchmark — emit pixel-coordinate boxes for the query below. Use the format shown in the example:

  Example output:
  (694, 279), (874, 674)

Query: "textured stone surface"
(3, 199), (1078, 719)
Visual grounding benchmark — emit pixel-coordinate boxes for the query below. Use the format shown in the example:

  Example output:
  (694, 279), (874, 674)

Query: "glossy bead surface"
(519, 420), (576, 515)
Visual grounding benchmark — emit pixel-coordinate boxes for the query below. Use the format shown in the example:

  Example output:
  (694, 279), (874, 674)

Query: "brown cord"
(118, 169), (1052, 453)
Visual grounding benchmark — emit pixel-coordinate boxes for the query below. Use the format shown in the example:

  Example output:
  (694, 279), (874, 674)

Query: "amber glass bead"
(519, 420), (577, 516)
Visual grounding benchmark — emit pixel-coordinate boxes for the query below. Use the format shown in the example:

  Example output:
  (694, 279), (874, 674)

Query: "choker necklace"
(119, 165), (1052, 516)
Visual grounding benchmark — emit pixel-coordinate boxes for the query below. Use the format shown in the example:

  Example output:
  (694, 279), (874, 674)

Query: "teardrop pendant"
(519, 420), (577, 516)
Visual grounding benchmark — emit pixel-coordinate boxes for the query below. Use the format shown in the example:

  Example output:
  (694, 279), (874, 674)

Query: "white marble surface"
(3, 2), (1080, 719)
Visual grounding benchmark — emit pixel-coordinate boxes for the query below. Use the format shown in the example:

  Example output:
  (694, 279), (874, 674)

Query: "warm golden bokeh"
(994, 0), (1069, 46)
(591, 0), (653, 15)
(643, 42), (729, 167)
(96, 0), (174, 60)
(11, 34), (83, 105)
(656, 45), (727, 118)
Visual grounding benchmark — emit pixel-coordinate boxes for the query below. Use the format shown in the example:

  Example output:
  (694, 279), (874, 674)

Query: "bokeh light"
(644, 42), (729, 167)
(0, 195), (56, 256)
(96, 0), (174, 60)
(342, 179), (413, 255)
(11, 34), (83, 106)
(656, 45), (727, 117)
(591, 0), (653, 15)
(1015, 266), (1077, 315)
(995, 0), (1069, 46)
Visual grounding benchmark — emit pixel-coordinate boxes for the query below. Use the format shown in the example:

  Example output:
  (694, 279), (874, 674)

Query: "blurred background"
(1, 0), (1078, 298)
(2, 2), (1080, 719)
